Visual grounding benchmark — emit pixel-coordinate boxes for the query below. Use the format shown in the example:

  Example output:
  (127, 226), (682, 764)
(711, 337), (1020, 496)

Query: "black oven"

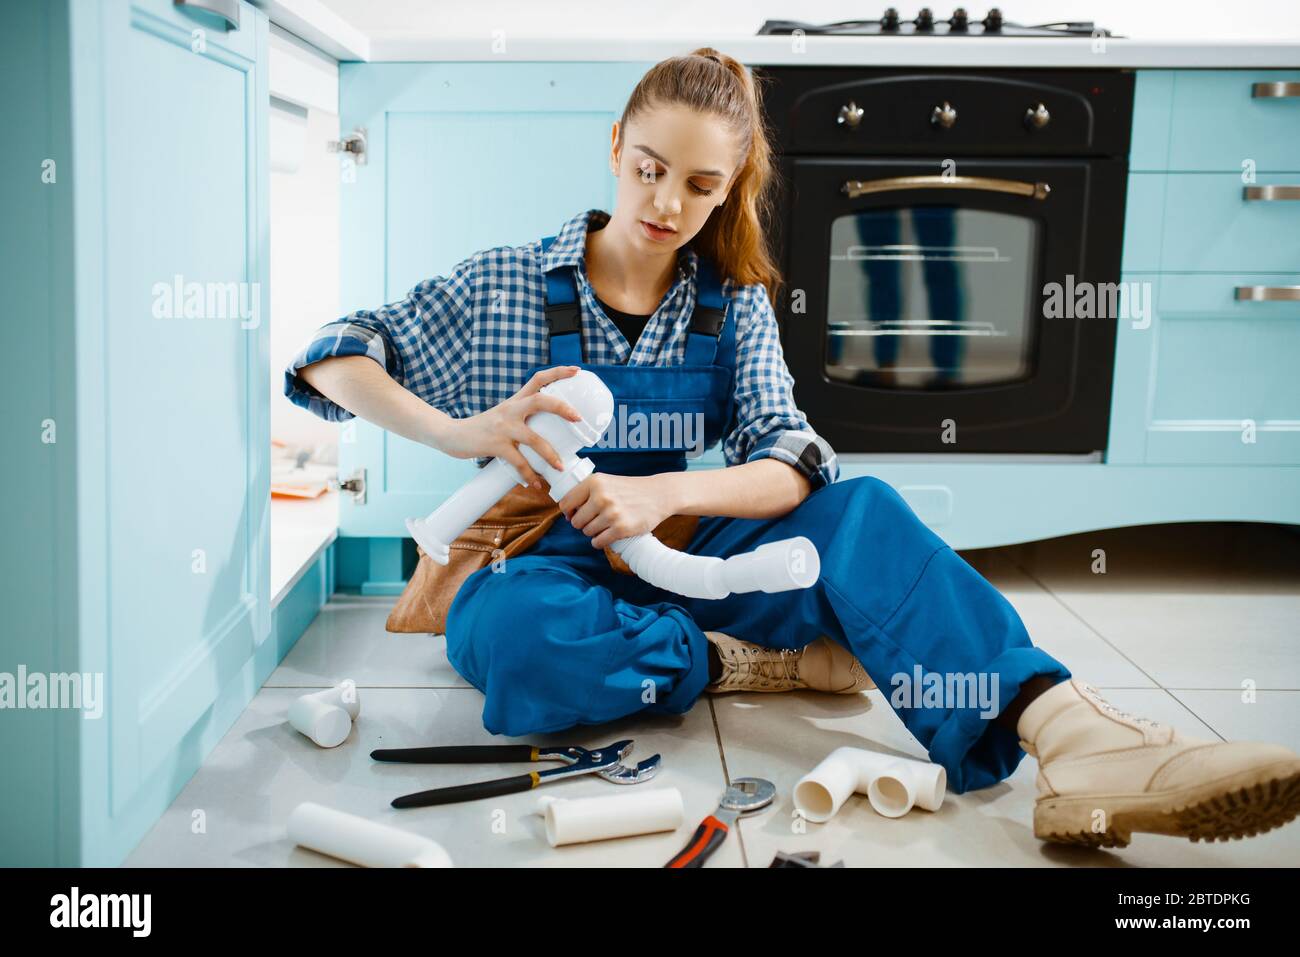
(757, 68), (1135, 454)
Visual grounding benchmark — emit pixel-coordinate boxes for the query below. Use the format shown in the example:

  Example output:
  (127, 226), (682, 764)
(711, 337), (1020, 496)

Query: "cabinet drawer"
(1166, 70), (1300, 171)
(1160, 174), (1300, 271)
(1144, 274), (1300, 465)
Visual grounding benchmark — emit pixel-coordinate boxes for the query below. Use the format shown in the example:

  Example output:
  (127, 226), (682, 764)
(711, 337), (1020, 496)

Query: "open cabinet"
(2, 0), (271, 866)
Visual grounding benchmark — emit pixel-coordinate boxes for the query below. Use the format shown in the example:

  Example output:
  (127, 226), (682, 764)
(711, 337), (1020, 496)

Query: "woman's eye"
(690, 183), (714, 196)
(635, 162), (713, 196)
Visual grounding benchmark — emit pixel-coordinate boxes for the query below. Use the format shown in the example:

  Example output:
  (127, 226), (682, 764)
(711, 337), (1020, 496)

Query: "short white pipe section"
(535, 788), (684, 846)
(289, 682), (361, 748)
(793, 747), (946, 822)
(287, 802), (452, 868)
(405, 369), (821, 598)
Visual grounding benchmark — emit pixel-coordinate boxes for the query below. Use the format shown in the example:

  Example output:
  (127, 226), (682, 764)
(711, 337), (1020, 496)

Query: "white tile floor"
(126, 521), (1300, 868)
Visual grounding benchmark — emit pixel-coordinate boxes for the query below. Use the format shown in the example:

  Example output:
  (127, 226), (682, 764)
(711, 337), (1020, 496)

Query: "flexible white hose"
(405, 369), (821, 598)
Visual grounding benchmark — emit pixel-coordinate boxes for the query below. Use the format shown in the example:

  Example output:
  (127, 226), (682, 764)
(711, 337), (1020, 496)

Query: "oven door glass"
(826, 205), (1039, 390)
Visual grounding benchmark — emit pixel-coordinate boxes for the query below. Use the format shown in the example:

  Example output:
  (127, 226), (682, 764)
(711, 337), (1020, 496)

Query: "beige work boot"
(1018, 679), (1300, 848)
(704, 632), (875, 695)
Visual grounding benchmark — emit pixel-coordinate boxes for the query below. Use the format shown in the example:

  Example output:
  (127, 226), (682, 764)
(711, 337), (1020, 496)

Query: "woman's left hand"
(556, 473), (676, 550)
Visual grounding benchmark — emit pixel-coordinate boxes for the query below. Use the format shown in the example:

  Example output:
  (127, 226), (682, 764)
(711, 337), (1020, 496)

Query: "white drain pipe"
(406, 370), (820, 599)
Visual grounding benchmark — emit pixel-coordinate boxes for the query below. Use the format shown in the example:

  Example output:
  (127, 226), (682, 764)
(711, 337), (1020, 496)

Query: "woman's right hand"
(438, 366), (586, 489)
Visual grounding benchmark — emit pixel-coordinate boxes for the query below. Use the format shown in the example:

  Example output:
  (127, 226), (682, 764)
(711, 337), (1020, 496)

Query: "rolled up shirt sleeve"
(722, 282), (840, 490)
(283, 254), (477, 422)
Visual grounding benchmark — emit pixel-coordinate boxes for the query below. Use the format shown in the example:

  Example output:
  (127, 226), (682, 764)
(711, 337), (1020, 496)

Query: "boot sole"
(1034, 761), (1300, 848)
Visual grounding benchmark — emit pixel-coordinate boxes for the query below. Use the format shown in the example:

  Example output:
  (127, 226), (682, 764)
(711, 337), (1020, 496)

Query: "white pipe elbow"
(793, 747), (946, 822)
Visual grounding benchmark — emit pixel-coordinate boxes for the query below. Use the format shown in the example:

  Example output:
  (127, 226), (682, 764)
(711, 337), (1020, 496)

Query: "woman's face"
(607, 103), (741, 255)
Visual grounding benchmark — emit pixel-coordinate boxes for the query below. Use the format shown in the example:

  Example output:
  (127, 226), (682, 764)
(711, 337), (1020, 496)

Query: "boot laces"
(1082, 682), (1165, 729)
(732, 645), (801, 689)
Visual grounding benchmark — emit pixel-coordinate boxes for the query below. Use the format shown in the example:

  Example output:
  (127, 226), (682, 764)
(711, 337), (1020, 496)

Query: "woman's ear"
(608, 121), (621, 176)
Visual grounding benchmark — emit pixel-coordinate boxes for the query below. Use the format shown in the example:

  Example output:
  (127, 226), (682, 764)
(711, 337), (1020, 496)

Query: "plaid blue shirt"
(284, 208), (839, 490)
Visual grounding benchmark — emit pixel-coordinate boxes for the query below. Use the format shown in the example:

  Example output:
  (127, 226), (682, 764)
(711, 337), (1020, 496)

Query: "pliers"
(370, 740), (662, 809)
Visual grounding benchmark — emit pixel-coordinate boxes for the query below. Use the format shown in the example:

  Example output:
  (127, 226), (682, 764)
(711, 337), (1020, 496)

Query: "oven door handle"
(842, 175), (1051, 200)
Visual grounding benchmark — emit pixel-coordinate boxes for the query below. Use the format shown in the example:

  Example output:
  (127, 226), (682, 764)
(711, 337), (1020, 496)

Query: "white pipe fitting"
(289, 681), (360, 748)
(406, 370), (610, 564)
(535, 788), (684, 846)
(287, 802), (452, 868)
(406, 369), (821, 599)
(793, 747), (946, 822)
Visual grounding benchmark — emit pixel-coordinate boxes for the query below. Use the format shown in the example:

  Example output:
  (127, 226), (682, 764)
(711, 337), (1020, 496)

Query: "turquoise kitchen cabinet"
(1113, 70), (1300, 469)
(1130, 69), (1300, 172)
(1139, 274), (1300, 466)
(1124, 173), (1300, 273)
(333, 62), (654, 586)
(2, 0), (270, 865)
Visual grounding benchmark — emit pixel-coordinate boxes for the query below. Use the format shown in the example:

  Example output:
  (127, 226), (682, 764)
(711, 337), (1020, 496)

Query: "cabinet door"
(1140, 275), (1300, 465)
(336, 62), (653, 536)
(73, 0), (270, 853)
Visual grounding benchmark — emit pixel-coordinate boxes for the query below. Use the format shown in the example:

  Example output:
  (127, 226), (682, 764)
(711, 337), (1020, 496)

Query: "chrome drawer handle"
(842, 175), (1050, 200)
(1234, 286), (1300, 301)
(1251, 81), (1300, 98)
(1244, 185), (1300, 201)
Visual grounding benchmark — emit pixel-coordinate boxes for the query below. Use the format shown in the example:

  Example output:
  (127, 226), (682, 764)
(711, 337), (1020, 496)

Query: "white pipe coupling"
(793, 746), (946, 822)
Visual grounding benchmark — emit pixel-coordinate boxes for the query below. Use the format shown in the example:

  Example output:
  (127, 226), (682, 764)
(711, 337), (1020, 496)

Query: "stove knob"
(882, 7), (901, 30)
(915, 7), (935, 30)
(931, 100), (958, 129)
(983, 7), (1003, 31)
(1024, 102), (1051, 130)
(837, 100), (865, 129)
(950, 7), (970, 30)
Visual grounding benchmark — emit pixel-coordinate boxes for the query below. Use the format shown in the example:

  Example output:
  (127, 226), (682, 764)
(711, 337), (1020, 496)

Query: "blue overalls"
(444, 239), (1072, 794)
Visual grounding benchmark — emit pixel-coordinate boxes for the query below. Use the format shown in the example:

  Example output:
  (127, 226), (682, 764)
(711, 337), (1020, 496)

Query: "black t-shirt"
(593, 293), (652, 350)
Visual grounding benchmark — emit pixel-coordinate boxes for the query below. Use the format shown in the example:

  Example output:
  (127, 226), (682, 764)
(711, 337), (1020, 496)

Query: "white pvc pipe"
(535, 788), (684, 846)
(287, 802), (453, 868)
(315, 680), (360, 720)
(793, 747), (946, 822)
(288, 682), (361, 748)
(405, 369), (821, 599)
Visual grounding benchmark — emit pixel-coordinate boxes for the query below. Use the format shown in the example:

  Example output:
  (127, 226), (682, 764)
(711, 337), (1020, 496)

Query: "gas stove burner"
(757, 9), (1115, 38)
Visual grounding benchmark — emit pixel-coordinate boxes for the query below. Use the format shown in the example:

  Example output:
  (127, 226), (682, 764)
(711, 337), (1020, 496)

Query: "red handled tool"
(665, 777), (775, 868)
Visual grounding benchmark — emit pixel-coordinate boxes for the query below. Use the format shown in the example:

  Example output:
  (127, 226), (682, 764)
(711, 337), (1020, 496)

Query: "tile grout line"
(1008, 553), (1227, 742)
(706, 695), (748, 869)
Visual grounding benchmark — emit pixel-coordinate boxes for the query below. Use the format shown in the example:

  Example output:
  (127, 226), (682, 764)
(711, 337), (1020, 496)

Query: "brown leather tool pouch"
(385, 483), (561, 635)
(385, 482), (703, 634)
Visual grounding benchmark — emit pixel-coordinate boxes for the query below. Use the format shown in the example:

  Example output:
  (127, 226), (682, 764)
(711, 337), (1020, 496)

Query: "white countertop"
(361, 36), (1300, 68)
(271, 488), (339, 608)
(256, 0), (1300, 67)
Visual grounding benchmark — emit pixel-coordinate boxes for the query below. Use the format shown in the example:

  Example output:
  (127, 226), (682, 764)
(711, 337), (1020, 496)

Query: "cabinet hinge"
(327, 127), (368, 166)
(338, 468), (366, 505)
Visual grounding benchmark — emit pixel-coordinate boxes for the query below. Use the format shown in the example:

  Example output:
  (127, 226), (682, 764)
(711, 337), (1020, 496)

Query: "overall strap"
(540, 235), (733, 369)
(684, 256), (730, 367)
(541, 235), (583, 365)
